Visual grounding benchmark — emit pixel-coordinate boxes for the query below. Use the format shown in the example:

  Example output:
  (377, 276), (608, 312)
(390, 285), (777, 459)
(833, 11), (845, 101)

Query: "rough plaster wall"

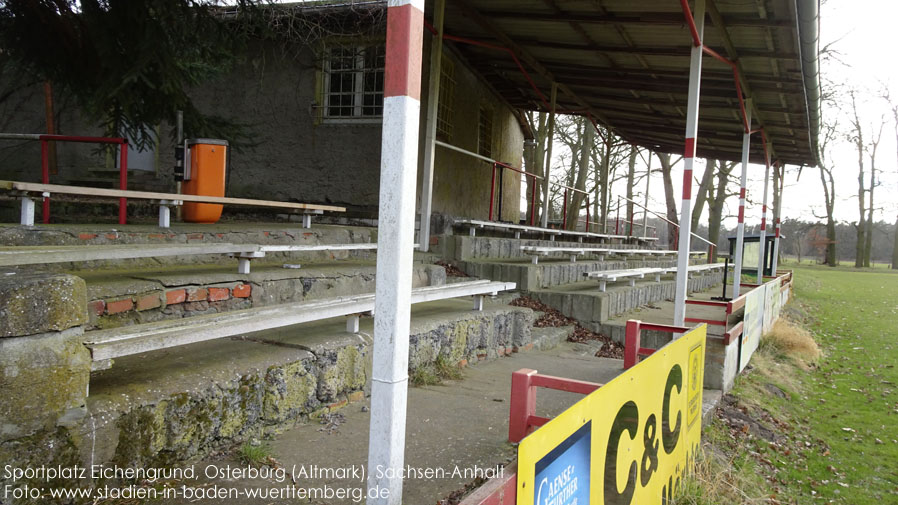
(417, 35), (524, 222)
(0, 35), (524, 221)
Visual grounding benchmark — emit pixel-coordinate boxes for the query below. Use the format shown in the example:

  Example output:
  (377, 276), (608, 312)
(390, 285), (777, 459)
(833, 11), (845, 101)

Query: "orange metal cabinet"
(182, 139), (228, 223)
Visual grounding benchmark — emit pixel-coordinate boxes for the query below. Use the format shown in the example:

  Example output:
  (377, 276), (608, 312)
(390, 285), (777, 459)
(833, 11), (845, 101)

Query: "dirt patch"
(511, 296), (624, 359)
(435, 260), (469, 278)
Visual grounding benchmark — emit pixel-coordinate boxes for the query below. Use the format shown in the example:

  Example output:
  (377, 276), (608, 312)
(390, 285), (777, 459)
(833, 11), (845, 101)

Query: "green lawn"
(678, 264), (898, 504)
(783, 265), (898, 503)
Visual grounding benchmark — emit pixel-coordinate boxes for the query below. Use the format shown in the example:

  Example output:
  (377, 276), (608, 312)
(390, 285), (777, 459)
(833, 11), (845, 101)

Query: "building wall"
(0, 31), (524, 222)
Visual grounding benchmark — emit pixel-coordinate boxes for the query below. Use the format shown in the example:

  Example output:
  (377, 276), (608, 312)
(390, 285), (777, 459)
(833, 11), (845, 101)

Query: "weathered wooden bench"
(662, 263), (726, 276)
(519, 246), (693, 264)
(520, 246), (613, 264)
(454, 218), (639, 243)
(85, 279), (517, 371)
(0, 242), (381, 274)
(583, 267), (667, 292)
(0, 180), (345, 228)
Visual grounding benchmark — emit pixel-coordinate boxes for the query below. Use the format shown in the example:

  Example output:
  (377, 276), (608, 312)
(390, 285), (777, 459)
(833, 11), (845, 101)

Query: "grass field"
(676, 264), (898, 504)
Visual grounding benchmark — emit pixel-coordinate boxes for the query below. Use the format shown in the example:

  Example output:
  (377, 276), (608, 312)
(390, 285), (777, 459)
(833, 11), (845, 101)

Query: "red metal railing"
(508, 368), (604, 443)
(623, 320), (691, 369)
(39, 134), (129, 224)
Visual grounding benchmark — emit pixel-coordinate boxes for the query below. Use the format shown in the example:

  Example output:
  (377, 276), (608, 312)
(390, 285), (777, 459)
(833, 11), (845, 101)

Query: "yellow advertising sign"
(516, 325), (706, 505)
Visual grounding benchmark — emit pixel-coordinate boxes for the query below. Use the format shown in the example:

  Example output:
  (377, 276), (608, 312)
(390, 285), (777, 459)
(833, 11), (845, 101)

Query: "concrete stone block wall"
(531, 271), (724, 332)
(450, 235), (646, 262)
(459, 258), (683, 291)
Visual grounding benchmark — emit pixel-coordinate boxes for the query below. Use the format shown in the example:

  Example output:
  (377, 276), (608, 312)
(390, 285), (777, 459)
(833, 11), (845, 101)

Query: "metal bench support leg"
(531, 256), (539, 265)
(347, 315), (360, 333)
(302, 214), (312, 229)
(238, 257), (252, 274)
(599, 280), (607, 292)
(578, 237), (583, 243)
(20, 197), (35, 226)
(158, 205), (171, 228)
(514, 231), (521, 239)
(569, 255), (577, 263)
(473, 295), (484, 311)
(549, 234), (555, 242)
(629, 278), (636, 287)
(469, 227), (476, 237)
(655, 273), (662, 282)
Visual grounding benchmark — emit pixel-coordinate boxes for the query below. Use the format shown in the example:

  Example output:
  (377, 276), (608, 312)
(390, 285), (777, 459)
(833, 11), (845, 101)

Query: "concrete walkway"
(156, 343), (625, 504)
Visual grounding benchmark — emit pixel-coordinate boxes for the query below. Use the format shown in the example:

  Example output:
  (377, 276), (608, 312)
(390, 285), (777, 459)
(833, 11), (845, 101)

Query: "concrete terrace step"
(85, 280), (517, 368)
(82, 299), (536, 472)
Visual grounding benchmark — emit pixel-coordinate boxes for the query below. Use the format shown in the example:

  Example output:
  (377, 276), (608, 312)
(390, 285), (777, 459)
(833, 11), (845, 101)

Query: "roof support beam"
(478, 10), (795, 28)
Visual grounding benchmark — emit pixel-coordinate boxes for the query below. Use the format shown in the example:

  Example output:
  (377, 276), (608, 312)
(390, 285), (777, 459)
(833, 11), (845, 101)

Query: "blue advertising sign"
(533, 422), (591, 505)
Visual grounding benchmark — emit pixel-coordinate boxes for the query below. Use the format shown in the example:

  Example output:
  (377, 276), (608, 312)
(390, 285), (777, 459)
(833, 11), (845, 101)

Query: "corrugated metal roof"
(440, 0), (820, 166)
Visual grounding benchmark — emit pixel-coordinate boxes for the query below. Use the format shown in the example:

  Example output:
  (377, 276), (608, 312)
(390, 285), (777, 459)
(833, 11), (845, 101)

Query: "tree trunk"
(892, 217), (898, 269)
(864, 161), (875, 267)
(691, 159), (715, 231)
(658, 153), (678, 249)
(566, 119), (593, 231)
(625, 145), (636, 236)
(599, 139), (611, 233)
(851, 92), (866, 268)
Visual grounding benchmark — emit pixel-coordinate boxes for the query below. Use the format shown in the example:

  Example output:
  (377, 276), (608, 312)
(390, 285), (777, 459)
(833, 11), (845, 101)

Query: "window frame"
(321, 43), (385, 124)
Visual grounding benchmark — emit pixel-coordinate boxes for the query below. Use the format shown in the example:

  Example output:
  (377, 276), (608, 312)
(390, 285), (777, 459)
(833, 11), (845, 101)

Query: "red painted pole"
(529, 175), (536, 226)
(119, 141), (128, 225)
(508, 369), (537, 443)
(488, 163), (496, 221)
(624, 320), (642, 369)
(41, 139), (50, 223)
(561, 189), (568, 229)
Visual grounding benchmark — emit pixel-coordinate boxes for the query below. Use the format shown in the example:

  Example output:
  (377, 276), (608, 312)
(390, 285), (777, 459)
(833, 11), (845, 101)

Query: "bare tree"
(657, 153), (681, 249)
(706, 160), (737, 262)
(848, 90), (868, 268)
(864, 120), (884, 266)
(691, 159), (717, 231)
(885, 90), (898, 269)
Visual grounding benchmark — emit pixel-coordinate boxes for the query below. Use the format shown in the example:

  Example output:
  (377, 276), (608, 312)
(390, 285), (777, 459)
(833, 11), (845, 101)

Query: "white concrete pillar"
(417, 0), (446, 252)
(366, 1), (424, 504)
(758, 146), (771, 282)
(732, 99), (752, 299)
(20, 197), (35, 226)
(674, 0), (706, 327)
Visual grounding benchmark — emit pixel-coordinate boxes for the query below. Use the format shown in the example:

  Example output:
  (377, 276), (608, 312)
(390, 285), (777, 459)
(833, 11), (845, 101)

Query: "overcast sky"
(535, 0), (898, 230)
(667, 0), (898, 228)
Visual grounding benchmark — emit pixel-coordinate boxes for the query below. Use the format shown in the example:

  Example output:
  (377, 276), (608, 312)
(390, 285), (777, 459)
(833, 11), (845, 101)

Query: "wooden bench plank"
(85, 279), (516, 367)
(0, 180), (346, 212)
(0, 242), (380, 272)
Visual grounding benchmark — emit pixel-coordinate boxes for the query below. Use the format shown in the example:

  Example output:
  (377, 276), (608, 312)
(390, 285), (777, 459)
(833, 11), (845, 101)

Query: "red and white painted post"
(757, 145), (771, 281)
(674, 0), (706, 327)
(366, 1), (424, 504)
(731, 99), (752, 298)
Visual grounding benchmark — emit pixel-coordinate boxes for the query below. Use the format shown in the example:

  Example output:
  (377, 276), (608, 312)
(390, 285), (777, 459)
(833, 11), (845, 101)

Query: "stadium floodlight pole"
(366, 1), (424, 504)
(417, 0), (445, 252)
(674, 0), (706, 328)
(732, 99), (752, 299)
(758, 142), (771, 283)
(540, 83), (558, 228)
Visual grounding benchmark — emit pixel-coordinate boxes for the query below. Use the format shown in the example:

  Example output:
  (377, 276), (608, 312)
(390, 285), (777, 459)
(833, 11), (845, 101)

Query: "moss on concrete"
(0, 272), (87, 337)
(0, 327), (90, 442)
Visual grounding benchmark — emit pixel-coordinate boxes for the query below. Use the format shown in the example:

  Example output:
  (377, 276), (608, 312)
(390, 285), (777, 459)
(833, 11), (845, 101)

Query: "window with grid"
(436, 58), (455, 141)
(324, 44), (385, 119)
(478, 105), (493, 158)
